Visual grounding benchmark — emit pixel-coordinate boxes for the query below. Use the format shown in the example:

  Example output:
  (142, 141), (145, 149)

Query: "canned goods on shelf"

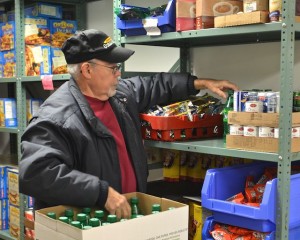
(229, 125), (244, 136)
(258, 127), (274, 138)
(243, 126), (258, 137)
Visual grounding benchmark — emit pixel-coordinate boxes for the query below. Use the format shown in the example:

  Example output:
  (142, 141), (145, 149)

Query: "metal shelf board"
(144, 139), (281, 162)
(0, 127), (19, 134)
(0, 230), (16, 240)
(121, 23), (285, 47)
(21, 74), (71, 82)
(0, 78), (17, 83)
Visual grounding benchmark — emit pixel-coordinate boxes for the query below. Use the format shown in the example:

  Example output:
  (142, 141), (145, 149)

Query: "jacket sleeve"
(19, 118), (108, 208)
(118, 72), (199, 112)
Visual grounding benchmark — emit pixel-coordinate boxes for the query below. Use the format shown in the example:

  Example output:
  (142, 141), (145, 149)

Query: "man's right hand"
(104, 187), (131, 219)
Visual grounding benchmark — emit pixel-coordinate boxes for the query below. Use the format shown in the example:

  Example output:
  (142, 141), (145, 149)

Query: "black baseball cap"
(61, 29), (135, 64)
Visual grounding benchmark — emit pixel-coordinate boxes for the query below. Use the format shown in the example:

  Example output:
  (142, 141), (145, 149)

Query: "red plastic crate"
(140, 113), (223, 141)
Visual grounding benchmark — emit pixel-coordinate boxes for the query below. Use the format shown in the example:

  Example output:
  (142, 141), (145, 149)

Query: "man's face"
(83, 60), (122, 101)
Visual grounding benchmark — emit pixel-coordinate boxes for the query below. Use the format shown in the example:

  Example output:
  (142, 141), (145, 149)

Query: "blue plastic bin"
(201, 163), (300, 232)
(202, 216), (300, 240)
(116, 0), (175, 36)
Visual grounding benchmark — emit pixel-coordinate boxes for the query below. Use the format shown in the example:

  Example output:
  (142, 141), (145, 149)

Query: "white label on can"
(292, 127), (300, 138)
(230, 125), (244, 135)
(274, 128), (279, 138)
(259, 127), (275, 138)
(244, 126), (258, 137)
(245, 101), (263, 113)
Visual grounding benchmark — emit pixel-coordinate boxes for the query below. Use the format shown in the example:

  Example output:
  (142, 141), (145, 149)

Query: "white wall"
(87, 0), (300, 91)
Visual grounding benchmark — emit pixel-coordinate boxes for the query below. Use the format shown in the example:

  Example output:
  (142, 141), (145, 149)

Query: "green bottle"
(82, 207), (91, 221)
(65, 208), (74, 223)
(107, 214), (118, 224)
(94, 210), (104, 223)
(89, 218), (100, 227)
(58, 216), (69, 224)
(222, 90), (234, 142)
(46, 212), (56, 219)
(77, 213), (87, 227)
(130, 197), (140, 218)
(151, 204), (161, 212)
(70, 221), (82, 229)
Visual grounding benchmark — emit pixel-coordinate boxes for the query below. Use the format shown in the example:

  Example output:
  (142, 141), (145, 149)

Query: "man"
(19, 29), (238, 219)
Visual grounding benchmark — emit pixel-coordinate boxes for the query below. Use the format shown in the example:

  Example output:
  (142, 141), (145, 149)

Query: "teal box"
(0, 199), (8, 230)
(25, 3), (62, 19)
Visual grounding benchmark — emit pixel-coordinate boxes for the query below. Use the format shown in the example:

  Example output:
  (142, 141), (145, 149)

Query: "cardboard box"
(0, 98), (17, 127)
(196, 0), (243, 17)
(25, 45), (52, 76)
(243, 0), (269, 13)
(228, 112), (300, 127)
(176, 0), (196, 31)
(35, 192), (188, 240)
(8, 168), (19, 206)
(0, 199), (8, 230)
(226, 135), (300, 153)
(9, 205), (20, 239)
(215, 11), (269, 28)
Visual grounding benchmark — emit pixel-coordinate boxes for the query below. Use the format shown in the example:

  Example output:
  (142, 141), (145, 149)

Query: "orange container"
(140, 113), (223, 141)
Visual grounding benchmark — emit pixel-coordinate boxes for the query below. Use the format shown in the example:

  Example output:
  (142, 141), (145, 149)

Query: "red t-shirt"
(85, 96), (137, 193)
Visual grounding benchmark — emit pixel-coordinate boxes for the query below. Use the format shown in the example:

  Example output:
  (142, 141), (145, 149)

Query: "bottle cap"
(65, 208), (74, 217)
(77, 213), (87, 221)
(82, 207), (91, 215)
(58, 216), (69, 223)
(152, 204), (161, 212)
(107, 214), (117, 223)
(94, 210), (104, 219)
(130, 197), (139, 204)
(46, 212), (56, 219)
(89, 218), (100, 227)
(70, 221), (82, 229)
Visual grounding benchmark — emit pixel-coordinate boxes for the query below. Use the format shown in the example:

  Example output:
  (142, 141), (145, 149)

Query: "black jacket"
(19, 73), (198, 209)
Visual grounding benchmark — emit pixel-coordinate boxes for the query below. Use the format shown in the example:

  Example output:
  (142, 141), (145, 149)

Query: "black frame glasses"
(88, 61), (122, 75)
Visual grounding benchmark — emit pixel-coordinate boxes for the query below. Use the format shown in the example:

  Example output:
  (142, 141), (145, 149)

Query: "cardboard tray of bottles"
(140, 113), (223, 141)
(226, 112), (300, 153)
(35, 192), (188, 240)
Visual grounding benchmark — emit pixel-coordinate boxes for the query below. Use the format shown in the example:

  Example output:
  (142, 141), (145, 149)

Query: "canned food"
(259, 127), (274, 138)
(229, 125), (244, 135)
(245, 101), (263, 113)
(244, 126), (258, 137)
(266, 92), (277, 113)
(292, 127), (300, 138)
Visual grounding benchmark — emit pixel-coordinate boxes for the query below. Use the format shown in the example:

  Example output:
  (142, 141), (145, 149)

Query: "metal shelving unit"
(114, 0), (298, 239)
(0, 0), (87, 239)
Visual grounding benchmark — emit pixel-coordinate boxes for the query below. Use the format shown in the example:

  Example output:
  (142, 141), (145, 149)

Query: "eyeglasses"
(88, 61), (122, 75)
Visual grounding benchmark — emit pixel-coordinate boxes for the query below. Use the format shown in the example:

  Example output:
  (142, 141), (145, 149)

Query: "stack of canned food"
(229, 90), (300, 138)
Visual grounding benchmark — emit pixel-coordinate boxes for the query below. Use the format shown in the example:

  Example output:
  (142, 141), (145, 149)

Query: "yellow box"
(9, 205), (20, 239)
(8, 168), (19, 206)
(228, 111), (300, 127)
(215, 11), (269, 28)
(226, 135), (300, 153)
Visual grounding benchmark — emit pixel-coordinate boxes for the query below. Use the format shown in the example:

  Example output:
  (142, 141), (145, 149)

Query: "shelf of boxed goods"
(121, 22), (285, 47)
(117, 1), (299, 239)
(20, 74), (71, 83)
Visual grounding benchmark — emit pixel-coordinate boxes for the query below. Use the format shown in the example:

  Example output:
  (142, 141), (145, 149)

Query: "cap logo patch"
(103, 37), (113, 49)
